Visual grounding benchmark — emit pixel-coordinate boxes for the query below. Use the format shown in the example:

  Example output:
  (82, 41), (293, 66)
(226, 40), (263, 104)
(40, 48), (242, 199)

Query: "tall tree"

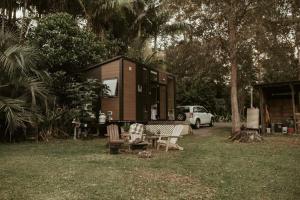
(167, 0), (291, 133)
(227, 0), (240, 134)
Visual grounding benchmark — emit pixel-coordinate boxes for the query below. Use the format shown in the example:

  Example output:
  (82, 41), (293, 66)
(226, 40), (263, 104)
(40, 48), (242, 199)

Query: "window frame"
(102, 78), (119, 97)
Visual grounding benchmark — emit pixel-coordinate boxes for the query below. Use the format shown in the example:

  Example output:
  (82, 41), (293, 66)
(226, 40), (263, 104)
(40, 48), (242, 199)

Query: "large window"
(103, 78), (118, 97)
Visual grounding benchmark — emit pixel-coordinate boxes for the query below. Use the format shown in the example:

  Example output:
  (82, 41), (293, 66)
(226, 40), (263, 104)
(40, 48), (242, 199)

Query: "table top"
(130, 142), (149, 146)
(146, 135), (160, 139)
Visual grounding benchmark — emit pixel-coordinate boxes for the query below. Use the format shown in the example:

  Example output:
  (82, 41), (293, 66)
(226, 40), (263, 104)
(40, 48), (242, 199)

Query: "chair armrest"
(158, 134), (170, 137)
(168, 135), (183, 138)
(157, 134), (170, 140)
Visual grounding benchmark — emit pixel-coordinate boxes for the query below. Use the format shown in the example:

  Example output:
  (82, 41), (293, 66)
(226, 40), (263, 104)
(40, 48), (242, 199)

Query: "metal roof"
(82, 55), (174, 77)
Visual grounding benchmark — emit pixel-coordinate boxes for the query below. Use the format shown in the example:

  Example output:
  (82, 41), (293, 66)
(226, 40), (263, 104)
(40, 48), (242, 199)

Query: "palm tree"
(125, 0), (156, 39)
(0, 31), (49, 142)
(76, 0), (130, 37)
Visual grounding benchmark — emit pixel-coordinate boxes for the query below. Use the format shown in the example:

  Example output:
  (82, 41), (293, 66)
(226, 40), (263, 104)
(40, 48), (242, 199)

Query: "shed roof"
(254, 80), (300, 88)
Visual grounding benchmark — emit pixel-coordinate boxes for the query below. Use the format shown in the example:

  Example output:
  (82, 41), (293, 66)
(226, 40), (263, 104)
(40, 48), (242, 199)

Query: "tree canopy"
(1, 0), (300, 138)
(29, 12), (107, 73)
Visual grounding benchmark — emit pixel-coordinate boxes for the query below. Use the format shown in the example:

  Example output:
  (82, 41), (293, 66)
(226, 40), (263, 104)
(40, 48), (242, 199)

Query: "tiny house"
(84, 56), (176, 123)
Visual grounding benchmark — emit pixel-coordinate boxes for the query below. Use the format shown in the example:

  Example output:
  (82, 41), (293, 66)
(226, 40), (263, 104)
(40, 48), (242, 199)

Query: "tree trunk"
(8, 8), (11, 25)
(229, 9), (241, 135)
(1, 9), (5, 34)
(20, 0), (27, 41)
(13, 7), (16, 22)
(298, 45), (300, 80)
(291, 2), (300, 80)
(154, 33), (158, 53)
(138, 22), (142, 38)
(295, 21), (300, 79)
(77, 0), (92, 29)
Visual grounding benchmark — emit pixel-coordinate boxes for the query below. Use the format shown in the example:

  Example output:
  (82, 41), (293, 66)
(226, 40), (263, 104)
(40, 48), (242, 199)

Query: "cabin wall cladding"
(85, 66), (101, 80)
(160, 85), (167, 120)
(101, 60), (120, 120)
(268, 98), (293, 123)
(123, 60), (136, 121)
(159, 73), (168, 84)
(167, 77), (175, 118)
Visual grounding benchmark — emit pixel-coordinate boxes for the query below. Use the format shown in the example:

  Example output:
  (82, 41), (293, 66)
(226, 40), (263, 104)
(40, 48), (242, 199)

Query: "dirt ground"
(192, 122), (231, 137)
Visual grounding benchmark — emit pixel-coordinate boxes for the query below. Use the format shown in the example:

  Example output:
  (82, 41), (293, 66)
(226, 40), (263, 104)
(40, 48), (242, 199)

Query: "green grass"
(1, 126), (300, 200)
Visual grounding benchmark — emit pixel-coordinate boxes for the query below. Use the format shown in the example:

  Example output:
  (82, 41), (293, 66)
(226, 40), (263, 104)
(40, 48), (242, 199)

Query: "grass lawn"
(1, 125), (300, 200)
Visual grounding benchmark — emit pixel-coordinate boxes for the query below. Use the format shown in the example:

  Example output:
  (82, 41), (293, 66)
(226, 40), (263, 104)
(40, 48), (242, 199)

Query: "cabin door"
(136, 67), (149, 121)
(159, 85), (167, 120)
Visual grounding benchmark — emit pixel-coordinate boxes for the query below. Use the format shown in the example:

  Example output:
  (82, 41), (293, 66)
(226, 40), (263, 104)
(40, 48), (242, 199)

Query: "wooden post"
(290, 84), (297, 134)
(250, 87), (253, 108)
(259, 87), (265, 134)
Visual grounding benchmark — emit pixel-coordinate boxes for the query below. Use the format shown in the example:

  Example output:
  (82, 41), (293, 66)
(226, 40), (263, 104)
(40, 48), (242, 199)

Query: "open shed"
(84, 56), (176, 123)
(255, 81), (300, 134)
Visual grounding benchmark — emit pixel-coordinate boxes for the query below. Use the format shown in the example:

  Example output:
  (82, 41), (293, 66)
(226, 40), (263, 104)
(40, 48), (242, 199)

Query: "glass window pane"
(178, 106), (190, 113)
(199, 107), (206, 112)
(103, 79), (118, 96)
(193, 107), (200, 112)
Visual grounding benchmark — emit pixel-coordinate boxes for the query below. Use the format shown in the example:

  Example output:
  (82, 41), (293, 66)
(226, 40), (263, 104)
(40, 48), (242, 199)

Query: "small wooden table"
(146, 135), (160, 149)
(130, 142), (148, 150)
(121, 132), (130, 142)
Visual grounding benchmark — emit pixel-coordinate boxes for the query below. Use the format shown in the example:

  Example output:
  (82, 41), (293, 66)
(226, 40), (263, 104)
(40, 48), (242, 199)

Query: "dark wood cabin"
(84, 56), (176, 123)
(255, 81), (300, 134)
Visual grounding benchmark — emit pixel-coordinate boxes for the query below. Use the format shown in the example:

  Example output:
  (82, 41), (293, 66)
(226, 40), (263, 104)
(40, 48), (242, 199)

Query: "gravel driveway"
(192, 122), (231, 137)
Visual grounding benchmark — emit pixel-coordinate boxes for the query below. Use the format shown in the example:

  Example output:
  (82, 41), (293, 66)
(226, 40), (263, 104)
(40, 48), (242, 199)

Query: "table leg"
(154, 139), (158, 149)
(152, 139), (155, 148)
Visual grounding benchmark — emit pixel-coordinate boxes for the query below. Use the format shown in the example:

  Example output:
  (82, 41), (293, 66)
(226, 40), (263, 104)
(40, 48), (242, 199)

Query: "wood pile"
(138, 151), (153, 158)
(229, 126), (263, 143)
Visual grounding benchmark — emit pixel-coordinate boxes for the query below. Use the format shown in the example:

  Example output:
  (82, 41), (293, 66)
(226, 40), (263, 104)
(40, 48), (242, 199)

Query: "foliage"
(166, 40), (230, 115)
(29, 12), (106, 73)
(0, 31), (49, 141)
(65, 78), (107, 122)
(37, 105), (79, 140)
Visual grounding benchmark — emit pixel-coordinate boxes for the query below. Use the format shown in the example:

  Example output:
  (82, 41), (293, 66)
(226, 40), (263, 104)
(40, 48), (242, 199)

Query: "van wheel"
(195, 119), (201, 129)
(176, 113), (186, 121)
(209, 118), (214, 127)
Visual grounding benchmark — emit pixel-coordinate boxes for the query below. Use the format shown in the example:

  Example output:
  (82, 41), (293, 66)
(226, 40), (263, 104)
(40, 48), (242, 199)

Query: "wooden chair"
(128, 123), (148, 150)
(128, 123), (145, 143)
(107, 124), (124, 154)
(157, 125), (184, 152)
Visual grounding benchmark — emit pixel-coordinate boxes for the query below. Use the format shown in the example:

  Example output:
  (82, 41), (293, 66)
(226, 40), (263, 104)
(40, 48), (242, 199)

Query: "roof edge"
(254, 80), (300, 88)
(82, 55), (175, 76)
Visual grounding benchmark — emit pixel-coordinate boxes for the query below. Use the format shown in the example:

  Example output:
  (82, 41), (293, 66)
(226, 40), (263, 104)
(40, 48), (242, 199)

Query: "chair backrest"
(107, 124), (120, 141)
(170, 125), (184, 144)
(129, 123), (144, 143)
